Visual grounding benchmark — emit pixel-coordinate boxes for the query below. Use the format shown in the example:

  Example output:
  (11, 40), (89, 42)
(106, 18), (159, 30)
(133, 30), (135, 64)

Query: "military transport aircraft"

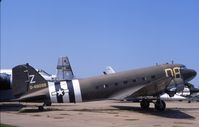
(7, 61), (196, 111)
(103, 66), (199, 102)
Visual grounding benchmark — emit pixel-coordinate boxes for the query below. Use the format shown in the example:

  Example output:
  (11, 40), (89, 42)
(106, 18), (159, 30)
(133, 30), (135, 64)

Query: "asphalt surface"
(1, 100), (199, 127)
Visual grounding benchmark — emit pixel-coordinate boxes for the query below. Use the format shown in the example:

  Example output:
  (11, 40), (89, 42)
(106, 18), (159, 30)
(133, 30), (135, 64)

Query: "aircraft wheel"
(38, 106), (44, 111)
(140, 99), (150, 110)
(155, 100), (166, 111)
(45, 102), (52, 106)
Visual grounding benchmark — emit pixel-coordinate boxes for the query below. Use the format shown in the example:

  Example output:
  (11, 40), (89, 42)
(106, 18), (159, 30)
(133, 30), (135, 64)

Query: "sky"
(1, 0), (199, 86)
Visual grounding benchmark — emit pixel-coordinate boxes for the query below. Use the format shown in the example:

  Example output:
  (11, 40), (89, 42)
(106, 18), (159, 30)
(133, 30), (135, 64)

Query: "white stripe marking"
(60, 81), (70, 103)
(48, 82), (57, 103)
(72, 79), (82, 102)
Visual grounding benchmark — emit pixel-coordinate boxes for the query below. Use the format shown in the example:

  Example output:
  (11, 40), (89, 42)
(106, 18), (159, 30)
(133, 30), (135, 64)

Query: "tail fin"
(56, 56), (74, 80)
(12, 63), (47, 98)
(103, 66), (116, 75)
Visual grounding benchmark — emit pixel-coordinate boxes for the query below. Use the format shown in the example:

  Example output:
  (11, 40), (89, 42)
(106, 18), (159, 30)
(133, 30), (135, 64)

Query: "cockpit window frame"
(180, 65), (187, 70)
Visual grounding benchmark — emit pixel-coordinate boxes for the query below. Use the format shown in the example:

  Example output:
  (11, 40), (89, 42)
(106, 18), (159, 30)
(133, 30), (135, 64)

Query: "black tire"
(45, 102), (52, 106)
(140, 99), (150, 110)
(155, 100), (166, 111)
(38, 106), (44, 111)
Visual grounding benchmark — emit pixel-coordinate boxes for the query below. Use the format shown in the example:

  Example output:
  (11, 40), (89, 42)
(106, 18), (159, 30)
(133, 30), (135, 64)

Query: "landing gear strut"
(140, 99), (150, 110)
(44, 101), (52, 106)
(139, 98), (166, 111)
(38, 106), (44, 111)
(37, 101), (52, 111)
(155, 99), (166, 111)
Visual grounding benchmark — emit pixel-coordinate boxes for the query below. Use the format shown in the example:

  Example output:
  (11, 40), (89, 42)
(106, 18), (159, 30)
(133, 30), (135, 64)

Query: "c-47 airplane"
(103, 66), (199, 102)
(9, 61), (196, 111)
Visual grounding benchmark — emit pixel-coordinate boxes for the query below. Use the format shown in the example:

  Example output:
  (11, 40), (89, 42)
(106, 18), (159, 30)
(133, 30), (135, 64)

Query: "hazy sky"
(1, 0), (199, 86)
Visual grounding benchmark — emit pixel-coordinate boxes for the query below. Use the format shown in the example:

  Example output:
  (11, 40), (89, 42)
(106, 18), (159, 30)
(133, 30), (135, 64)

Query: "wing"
(109, 77), (173, 100)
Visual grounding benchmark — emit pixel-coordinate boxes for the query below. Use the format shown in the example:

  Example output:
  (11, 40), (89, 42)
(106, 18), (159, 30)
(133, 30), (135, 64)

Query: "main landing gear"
(38, 101), (52, 111)
(154, 99), (166, 111)
(140, 99), (150, 110)
(38, 106), (44, 111)
(140, 99), (166, 111)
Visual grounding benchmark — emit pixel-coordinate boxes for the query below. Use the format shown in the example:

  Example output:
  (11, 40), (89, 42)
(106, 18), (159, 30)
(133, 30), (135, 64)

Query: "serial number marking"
(29, 83), (47, 90)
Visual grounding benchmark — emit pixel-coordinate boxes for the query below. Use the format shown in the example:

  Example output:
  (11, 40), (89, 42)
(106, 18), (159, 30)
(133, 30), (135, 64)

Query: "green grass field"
(0, 123), (16, 127)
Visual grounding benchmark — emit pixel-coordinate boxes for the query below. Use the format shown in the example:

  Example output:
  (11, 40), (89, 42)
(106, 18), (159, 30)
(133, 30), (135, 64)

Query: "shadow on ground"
(19, 107), (63, 113)
(19, 104), (77, 113)
(112, 105), (195, 119)
(0, 103), (74, 113)
(0, 103), (25, 111)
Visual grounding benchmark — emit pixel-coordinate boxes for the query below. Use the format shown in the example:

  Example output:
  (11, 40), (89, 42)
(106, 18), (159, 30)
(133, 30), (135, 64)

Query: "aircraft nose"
(181, 69), (197, 82)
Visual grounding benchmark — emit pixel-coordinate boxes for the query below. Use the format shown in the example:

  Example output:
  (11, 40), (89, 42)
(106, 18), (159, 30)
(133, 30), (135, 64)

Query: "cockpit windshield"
(180, 65), (187, 70)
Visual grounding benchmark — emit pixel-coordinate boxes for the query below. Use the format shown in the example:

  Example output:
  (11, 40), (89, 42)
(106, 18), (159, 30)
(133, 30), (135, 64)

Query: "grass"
(0, 123), (16, 127)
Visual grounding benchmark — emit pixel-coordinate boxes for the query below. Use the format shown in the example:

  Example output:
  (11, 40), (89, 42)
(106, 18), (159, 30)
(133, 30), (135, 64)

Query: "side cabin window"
(96, 84), (109, 90)
(151, 75), (156, 79)
(142, 77), (147, 81)
(132, 79), (137, 83)
(123, 81), (128, 84)
(103, 84), (109, 88)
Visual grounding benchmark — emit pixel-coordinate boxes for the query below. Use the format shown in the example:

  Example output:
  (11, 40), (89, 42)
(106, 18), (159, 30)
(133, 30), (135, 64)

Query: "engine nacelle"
(166, 78), (185, 97)
(0, 73), (12, 90)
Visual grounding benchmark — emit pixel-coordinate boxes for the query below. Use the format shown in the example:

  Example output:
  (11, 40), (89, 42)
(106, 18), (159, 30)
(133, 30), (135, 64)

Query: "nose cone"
(182, 69), (197, 82)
